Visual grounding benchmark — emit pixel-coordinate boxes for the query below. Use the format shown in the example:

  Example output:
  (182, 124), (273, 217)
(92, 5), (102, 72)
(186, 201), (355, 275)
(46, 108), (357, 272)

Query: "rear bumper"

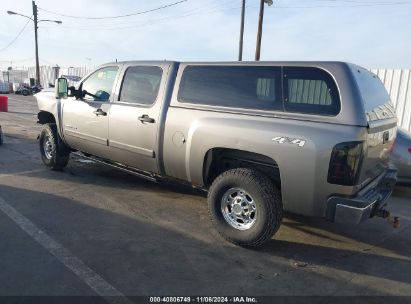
(326, 168), (397, 224)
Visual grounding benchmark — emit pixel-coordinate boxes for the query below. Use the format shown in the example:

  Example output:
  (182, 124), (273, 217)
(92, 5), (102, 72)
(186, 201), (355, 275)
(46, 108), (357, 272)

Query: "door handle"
(93, 109), (107, 116)
(138, 114), (155, 123)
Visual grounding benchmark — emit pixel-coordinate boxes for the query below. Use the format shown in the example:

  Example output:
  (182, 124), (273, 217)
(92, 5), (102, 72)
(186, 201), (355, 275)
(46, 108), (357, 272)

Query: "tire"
(39, 123), (70, 170)
(208, 168), (283, 247)
(22, 90), (29, 96)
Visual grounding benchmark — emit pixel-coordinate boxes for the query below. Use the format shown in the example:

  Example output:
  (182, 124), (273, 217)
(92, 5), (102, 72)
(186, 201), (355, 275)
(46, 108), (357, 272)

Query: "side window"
(81, 66), (118, 102)
(178, 66), (282, 110)
(119, 66), (163, 105)
(283, 67), (340, 115)
(257, 78), (276, 101)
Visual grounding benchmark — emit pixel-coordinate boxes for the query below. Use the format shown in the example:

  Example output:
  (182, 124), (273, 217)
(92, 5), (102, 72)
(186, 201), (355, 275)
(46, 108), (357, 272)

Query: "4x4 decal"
(272, 136), (306, 147)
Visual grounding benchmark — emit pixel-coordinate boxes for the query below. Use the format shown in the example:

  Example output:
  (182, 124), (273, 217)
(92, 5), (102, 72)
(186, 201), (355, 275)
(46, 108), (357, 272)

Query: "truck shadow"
(259, 209), (411, 285)
(0, 184), (410, 296)
(0, 185), (350, 295)
(262, 237), (411, 285)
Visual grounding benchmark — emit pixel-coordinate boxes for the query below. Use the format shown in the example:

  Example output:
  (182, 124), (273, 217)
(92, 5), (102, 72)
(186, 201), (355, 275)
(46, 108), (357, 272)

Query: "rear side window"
(119, 66), (163, 105)
(284, 67), (340, 115)
(178, 66), (282, 110)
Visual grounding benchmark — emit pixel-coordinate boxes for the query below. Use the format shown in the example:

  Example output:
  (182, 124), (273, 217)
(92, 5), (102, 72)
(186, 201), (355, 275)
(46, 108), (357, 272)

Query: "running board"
(72, 152), (158, 183)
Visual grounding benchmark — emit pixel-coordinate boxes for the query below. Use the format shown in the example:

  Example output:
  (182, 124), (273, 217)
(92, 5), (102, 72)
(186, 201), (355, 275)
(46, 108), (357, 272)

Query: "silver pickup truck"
(36, 61), (398, 247)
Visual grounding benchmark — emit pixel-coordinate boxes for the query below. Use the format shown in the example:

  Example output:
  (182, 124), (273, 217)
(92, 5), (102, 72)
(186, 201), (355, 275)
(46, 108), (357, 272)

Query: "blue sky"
(0, 0), (410, 70)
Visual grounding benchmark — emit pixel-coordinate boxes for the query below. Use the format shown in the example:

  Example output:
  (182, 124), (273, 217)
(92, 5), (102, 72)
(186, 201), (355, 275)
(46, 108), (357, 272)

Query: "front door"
(108, 65), (165, 173)
(62, 66), (119, 159)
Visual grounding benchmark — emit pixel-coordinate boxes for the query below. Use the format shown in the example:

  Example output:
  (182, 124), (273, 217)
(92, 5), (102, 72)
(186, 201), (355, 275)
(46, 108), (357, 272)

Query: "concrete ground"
(0, 95), (410, 299)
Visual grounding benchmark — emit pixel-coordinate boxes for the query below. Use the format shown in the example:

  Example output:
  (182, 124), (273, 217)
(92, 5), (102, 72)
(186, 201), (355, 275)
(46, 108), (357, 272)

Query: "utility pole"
(238, 0), (246, 61)
(255, 0), (264, 61)
(8, 4), (61, 86)
(255, 0), (273, 61)
(7, 62), (12, 83)
(32, 0), (40, 85)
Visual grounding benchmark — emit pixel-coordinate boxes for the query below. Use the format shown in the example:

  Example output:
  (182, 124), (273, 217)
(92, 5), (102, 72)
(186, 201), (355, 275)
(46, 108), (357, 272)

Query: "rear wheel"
(39, 123), (70, 170)
(208, 168), (283, 247)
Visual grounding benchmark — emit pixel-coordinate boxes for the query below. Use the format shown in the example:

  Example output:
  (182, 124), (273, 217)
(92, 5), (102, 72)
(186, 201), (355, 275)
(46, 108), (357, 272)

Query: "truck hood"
(36, 89), (58, 115)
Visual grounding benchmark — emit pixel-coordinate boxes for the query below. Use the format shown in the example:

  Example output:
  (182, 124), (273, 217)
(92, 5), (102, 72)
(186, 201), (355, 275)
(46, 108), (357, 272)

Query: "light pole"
(7, 1), (62, 85)
(255, 0), (273, 61)
(7, 66), (12, 83)
(238, 0), (246, 61)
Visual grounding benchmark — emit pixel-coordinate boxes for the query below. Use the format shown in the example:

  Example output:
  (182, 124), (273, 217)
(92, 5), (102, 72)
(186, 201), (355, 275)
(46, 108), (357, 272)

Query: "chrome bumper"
(326, 168), (397, 224)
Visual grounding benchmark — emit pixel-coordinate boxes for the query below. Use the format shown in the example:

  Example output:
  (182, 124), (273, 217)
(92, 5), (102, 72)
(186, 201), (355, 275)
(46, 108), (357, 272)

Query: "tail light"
(328, 141), (365, 186)
(408, 148), (411, 153)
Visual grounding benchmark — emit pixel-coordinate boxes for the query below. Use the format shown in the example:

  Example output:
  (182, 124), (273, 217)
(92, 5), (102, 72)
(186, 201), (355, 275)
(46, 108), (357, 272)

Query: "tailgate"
(360, 114), (397, 184)
(350, 66), (398, 184)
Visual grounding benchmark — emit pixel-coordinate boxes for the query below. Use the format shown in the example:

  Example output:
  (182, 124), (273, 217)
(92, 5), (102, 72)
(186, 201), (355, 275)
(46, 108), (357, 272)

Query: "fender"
(35, 90), (66, 143)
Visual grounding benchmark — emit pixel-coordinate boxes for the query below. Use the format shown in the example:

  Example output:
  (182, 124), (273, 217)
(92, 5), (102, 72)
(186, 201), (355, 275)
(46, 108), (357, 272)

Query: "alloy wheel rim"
(43, 136), (53, 159)
(221, 187), (257, 230)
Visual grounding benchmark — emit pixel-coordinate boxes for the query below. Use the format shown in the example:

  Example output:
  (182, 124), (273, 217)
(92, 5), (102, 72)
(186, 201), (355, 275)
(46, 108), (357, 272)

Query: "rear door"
(108, 64), (167, 173)
(351, 67), (397, 184)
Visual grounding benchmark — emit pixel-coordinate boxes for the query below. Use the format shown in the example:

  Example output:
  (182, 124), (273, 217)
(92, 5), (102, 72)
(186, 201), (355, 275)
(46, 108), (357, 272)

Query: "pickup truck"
(35, 61), (398, 247)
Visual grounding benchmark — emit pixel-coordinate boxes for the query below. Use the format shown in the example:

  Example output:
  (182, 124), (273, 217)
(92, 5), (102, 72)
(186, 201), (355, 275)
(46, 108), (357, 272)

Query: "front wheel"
(39, 123), (70, 170)
(208, 168), (283, 247)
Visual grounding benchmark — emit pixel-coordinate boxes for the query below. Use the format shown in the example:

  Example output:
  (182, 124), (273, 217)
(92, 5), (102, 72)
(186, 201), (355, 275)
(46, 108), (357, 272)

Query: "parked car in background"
(15, 85), (32, 96)
(61, 75), (82, 82)
(391, 128), (411, 184)
(31, 84), (43, 94)
(59, 75), (82, 89)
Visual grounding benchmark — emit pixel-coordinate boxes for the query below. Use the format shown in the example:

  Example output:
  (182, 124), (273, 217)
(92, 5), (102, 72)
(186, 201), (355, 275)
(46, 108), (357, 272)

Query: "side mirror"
(55, 78), (68, 99)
